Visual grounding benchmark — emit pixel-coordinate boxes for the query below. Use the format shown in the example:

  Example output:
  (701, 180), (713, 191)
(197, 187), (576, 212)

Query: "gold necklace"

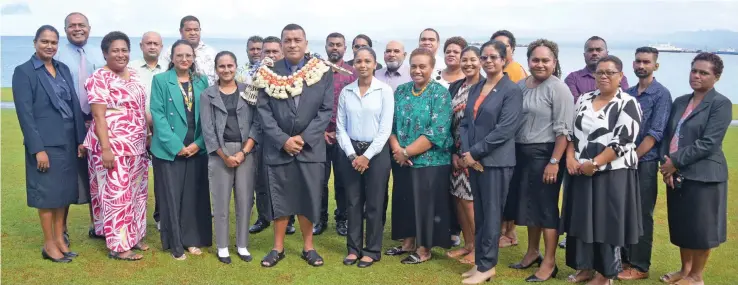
(412, 83), (428, 97)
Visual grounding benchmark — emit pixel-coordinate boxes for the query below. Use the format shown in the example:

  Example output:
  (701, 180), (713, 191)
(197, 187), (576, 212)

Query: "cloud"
(1, 2), (31, 15)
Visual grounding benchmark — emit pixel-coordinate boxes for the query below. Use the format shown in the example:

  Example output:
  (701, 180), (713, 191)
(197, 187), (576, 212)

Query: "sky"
(1, 0), (737, 41)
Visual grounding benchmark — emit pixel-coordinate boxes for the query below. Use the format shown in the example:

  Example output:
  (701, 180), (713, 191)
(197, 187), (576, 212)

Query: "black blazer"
(256, 59), (334, 165)
(459, 75), (523, 167)
(662, 88), (731, 182)
(12, 58), (86, 155)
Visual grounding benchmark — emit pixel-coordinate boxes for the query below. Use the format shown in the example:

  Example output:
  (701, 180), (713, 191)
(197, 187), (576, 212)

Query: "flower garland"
(252, 53), (332, 99)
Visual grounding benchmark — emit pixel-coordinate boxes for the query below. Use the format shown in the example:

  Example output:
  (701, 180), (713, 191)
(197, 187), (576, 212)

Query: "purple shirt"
(375, 64), (411, 92)
(327, 60), (357, 134)
(564, 66), (629, 103)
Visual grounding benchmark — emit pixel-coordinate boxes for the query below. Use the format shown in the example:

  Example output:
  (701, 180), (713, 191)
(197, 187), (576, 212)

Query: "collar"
(632, 78), (663, 96)
(578, 66), (595, 78)
(66, 41), (88, 52)
(345, 76), (383, 93)
(284, 58), (306, 71)
(383, 64), (407, 76)
(31, 54), (59, 70)
(138, 58), (163, 69)
(333, 60), (351, 73)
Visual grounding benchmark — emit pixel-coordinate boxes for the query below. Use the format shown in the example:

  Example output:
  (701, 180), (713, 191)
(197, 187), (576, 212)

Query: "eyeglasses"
(353, 44), (368, 49)
(594, 70), (620, 77)
(175, 54), (194, 60)
(480, 55), (500, 62)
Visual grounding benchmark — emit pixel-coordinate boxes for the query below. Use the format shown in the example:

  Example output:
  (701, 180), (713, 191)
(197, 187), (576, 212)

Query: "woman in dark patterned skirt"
(659, 53), (730, 285)
(560, 55), (643, 285)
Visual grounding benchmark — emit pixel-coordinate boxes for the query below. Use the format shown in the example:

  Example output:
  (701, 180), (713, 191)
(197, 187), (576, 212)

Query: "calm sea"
(2, 36), (737, 101)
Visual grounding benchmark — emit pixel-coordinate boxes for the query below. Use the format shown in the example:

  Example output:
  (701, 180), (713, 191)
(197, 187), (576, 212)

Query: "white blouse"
(572, 89), (642, 170)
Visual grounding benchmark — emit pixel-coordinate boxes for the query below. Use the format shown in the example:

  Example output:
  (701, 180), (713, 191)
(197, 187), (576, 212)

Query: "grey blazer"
(200, 82), (260, 154)
(662, 88), (731, 182)
(459, 75), (523, 167)
(257, 59), (334, 165)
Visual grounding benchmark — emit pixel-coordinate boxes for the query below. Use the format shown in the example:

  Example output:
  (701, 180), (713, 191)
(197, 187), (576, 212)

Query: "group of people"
(12, 12), (730, 285)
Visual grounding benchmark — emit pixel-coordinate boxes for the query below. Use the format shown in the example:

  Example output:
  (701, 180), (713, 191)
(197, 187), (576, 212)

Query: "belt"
(350, 140), (371, 156)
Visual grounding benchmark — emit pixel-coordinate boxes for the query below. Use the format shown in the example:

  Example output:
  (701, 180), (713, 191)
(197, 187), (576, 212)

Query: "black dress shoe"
(238, 253), (253, 262)
(249, 219), (270, 234)
(336, 220), (348, 236)
(218, 256), (232, 264)
(285, 223), (296, 235)
(63, 251), (78, 258)
(510, 255), (543, 269)
(525, 265), (558, 282)
(357, 259), (376, 268)
(312, 221), (327, 235)
(42, 248), (72, 263)
(558, 238), (566, 248)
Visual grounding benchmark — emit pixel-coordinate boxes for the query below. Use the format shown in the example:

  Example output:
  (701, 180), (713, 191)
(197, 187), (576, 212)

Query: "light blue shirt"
(54, 41), (104, 114)
(336, 77), (395, 160)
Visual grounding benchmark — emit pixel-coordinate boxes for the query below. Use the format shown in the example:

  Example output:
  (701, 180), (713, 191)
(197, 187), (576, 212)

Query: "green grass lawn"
(1, 110), (736, 284)
(1, 87), (12, 102)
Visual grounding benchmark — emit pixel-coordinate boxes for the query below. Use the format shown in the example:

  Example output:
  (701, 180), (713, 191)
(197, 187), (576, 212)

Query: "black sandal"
(88, 227), (104, 239)
(108, 251), (143, 261)
(261, 250), (285, 267)
(301, 249), (324, 267)
(401, 253), (429, 264)
(385, 245), (413, 256)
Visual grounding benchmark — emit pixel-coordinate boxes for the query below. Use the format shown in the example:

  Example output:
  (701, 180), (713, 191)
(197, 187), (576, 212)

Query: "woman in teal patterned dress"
(384, 48), (453, 265)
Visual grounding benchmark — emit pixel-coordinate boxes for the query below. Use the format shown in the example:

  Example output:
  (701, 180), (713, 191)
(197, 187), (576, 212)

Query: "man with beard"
(54, 12), (104, 244)
(236, 36), (264, 83)
(250, 35), (297, 235)
(346, 34), (383, 70)
(618, 47), (672, 281)
(313, 32), (357, 236)
(560, 36), (630, 249)
(258, 24), (333, 267)
(376, 40), (410, 92)
(129, 31), (165, 230)
(162, 15), (218, 85)
(565, 36), (629, 103)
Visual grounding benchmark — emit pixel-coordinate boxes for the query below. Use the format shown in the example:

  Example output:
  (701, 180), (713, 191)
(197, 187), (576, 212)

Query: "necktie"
(290, 65), (300, 107)
(77, 47), (90, 114)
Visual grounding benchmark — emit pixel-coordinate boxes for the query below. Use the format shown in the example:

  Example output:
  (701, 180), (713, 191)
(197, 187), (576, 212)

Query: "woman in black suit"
(659, 53), (731, 285)
(12, 25), (86, 263)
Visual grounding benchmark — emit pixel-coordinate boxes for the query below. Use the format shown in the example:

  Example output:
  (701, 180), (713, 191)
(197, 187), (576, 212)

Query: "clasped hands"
(177, 143), (201, 158)
(566, 159), (597, 176)
(459, 152), (483, 172)
(283, 135), (304, 156)
(660, 155), (678, 189)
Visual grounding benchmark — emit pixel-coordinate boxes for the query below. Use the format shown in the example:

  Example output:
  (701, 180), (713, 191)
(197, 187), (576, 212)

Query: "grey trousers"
(470, 166), (514, 273)
(208, 142), (256, 249)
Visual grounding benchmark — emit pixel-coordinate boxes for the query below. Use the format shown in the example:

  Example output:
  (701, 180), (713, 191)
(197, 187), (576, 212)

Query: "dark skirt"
(25, 120), (79, 209)
(667, 179), (727, 249)
(392, 165), (452, 249)
(559, 168), (642, 246)
(511, 143), (563, 228)
(391, 161), (414, 240)
(267, 160), (323, 224)
(153, 154), (212, 257)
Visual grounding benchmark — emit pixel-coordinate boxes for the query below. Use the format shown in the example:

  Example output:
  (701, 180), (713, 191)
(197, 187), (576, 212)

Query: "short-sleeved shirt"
(83, 68), (148, 156)
(516, 76), (575, 144)
(571, 90), (642, 171)
(162, 41), (218, 85)
(392, 80), (452, 167)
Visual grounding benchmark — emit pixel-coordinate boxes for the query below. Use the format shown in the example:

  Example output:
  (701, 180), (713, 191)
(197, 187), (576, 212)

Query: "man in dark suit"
(257, 24), (333, 267)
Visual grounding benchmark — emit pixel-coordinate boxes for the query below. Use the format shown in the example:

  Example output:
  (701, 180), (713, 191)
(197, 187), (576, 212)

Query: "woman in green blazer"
(150, 40), (212, 260)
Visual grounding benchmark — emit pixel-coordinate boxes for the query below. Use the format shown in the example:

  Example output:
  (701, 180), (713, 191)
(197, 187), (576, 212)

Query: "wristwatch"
(549, 158), (559, 164)
(241, 149), (250, 156)
(348, 154), (357, 161)
(402, 149), (410, 158)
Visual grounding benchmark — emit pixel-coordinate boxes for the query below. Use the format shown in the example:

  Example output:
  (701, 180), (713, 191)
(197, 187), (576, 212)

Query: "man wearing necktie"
(257, 24), (334, 267)
(54, 12), (104, 244)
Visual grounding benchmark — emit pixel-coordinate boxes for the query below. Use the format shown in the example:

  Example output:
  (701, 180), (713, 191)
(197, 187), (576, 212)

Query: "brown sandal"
(498, 235), (518, 248)
(459, 253), (475, 265)
(446, 248), (470, 258)
(660, 271), (684, 283)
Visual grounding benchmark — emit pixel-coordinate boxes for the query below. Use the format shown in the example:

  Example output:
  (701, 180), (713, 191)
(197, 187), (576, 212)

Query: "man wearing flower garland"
(257, 23), (334, 267)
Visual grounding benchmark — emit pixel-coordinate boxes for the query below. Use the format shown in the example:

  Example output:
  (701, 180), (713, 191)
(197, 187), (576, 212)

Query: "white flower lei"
(252, 53), (331, 99)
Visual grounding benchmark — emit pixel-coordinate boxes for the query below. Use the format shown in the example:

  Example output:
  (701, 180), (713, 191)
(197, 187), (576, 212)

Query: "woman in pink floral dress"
(84, 31), (149, 261)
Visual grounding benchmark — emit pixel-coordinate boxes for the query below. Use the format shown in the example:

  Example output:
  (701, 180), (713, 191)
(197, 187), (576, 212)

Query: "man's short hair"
(281, 23), (306, 39)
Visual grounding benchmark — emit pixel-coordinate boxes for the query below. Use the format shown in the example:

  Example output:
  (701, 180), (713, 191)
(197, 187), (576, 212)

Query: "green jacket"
(149, 69), (209, 161)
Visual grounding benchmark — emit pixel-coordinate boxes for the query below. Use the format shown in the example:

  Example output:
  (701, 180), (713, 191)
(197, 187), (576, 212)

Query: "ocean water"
(2, 36), (737, 102)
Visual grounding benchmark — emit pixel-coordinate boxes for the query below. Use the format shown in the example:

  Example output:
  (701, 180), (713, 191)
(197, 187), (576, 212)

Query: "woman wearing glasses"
(347, 34), (383, 70)
(560, 55), (642, 285)
(150, 40), (212, 260)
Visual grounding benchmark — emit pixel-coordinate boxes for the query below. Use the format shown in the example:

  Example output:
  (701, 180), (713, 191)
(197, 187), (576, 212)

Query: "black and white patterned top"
(572, 89), (642, 171)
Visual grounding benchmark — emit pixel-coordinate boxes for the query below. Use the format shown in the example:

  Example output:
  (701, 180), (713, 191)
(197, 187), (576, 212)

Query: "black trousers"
(470, 166), (513, 272)
(254, 146), (272, 221)
(339, 145), (390, 260)
(566, 236), (622, 279)
(320, 143), (347, 223)
(622, 160), (658, 272)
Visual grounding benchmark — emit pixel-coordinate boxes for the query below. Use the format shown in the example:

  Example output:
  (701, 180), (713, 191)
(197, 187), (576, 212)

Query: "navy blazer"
(12, 57), (86, 155)
(257, 59), (334, 165)
(459, 75), (523, 167)
(662, 88), (731, 182)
